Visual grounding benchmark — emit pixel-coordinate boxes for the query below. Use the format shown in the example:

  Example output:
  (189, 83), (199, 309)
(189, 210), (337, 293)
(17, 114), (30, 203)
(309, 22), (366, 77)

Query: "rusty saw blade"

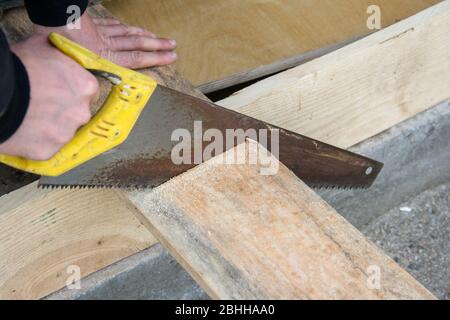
(39, 85), (383, 189)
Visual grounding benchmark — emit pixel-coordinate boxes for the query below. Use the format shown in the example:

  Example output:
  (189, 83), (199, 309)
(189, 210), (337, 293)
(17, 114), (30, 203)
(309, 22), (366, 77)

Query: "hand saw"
(0, 33), (383, 189)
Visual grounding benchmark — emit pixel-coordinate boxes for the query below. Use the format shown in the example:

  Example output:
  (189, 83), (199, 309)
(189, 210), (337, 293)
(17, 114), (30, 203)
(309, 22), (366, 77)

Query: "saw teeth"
(38, 183), (369, 191)
(38, 184), (135, 189)
(308, 183), (370, 190)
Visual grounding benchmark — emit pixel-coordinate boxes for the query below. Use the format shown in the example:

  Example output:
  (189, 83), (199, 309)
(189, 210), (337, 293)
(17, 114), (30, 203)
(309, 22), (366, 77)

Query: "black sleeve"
(0, 1), (90, 143)
(25, 0), (89, 27)
(0, 31), (30, 143)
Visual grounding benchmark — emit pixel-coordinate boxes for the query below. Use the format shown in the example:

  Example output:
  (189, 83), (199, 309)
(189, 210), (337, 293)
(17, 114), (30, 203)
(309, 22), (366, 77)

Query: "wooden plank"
(0, 4), (201, 300)
(0, 184), (156, 299)
(105, 0), (440, 89)
(197, 36), (364, 94)
(218, 0), (450, 149)
(127, 140), (434, 299)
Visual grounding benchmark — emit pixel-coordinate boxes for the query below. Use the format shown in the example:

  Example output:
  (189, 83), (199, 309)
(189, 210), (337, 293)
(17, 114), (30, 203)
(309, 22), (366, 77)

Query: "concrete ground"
(363, 182), (450, 300)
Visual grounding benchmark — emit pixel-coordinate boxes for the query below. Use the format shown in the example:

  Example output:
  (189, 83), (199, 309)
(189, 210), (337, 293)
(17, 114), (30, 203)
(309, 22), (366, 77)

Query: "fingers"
(94, 19), (177, 69)
(97, 23), (156, 38)
(92, 18), (122, 26)
(83, 73), (100, 104)
(82, 73), (100, 98)
(108, 35), (176, 52)
(106, 50), (177, 69)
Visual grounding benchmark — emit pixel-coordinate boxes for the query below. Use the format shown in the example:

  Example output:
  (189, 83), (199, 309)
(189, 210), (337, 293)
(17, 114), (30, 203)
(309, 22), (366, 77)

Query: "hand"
(0, 35), (99, 161)
(34, 12), (177, 69)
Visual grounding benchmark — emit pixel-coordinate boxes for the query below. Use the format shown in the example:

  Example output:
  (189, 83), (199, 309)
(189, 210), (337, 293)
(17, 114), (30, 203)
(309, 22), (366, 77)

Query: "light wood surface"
(128, 140), (435, 299)
(105, 0), (440, 88)
(218, 0), (450, 149)
(0, 183), (156, 299)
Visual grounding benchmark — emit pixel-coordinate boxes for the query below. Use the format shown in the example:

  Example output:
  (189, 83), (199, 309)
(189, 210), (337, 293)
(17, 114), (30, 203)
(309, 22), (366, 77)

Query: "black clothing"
(25, 0), (89, 27)
(0, 0), (88, 143)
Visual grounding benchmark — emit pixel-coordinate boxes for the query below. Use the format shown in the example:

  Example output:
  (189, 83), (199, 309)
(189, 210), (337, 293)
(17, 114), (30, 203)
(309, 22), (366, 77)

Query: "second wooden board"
(105, 0), (440, 88)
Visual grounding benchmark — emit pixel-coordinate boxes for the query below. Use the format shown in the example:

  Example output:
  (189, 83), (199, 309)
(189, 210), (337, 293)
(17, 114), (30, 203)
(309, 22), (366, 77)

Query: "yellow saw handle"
(0, 33), (157, 176)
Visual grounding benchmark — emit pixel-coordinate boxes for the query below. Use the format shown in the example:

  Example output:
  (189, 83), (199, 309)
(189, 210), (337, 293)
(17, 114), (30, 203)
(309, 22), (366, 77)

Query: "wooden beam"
(197, 36), (363, 94)
(128, 140), (434, 299)
(218, 1), (450, 149)
(105, 0), (440, 89)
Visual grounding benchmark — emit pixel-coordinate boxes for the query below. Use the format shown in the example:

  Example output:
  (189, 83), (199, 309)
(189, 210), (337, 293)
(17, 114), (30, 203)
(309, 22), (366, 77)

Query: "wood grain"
(128, 140), (435, 299)
(0, 184), (156, 299)
(104, 0), (440, 88)
(218, 1), (450, 149)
